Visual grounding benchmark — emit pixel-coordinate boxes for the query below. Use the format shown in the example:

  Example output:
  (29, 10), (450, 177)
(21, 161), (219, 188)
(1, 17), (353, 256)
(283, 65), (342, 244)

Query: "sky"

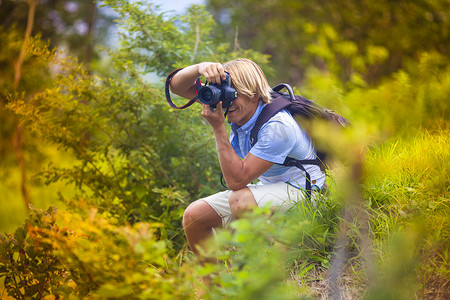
(150, 0), (205, 15)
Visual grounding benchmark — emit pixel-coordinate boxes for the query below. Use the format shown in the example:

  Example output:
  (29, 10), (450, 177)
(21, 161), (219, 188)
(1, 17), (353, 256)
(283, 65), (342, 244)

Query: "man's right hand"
(197, 62), (227, 84)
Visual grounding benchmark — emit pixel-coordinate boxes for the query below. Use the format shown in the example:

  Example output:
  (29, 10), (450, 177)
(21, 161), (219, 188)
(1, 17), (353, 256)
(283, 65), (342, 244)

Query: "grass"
(276, 129), (449, 299)
(363, 129), (449, 299)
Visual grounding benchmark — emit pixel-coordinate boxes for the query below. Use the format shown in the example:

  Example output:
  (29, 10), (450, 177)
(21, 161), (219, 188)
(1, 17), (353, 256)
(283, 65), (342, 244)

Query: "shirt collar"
(231, 101), (266, 133)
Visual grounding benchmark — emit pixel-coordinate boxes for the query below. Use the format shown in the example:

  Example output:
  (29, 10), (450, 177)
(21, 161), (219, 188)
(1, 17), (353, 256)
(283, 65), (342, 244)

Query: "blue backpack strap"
(250, 82), (295, 145)
(165, 68), (202, 109)
(282, 157), (313, 198)
(250, 95), (291, 146)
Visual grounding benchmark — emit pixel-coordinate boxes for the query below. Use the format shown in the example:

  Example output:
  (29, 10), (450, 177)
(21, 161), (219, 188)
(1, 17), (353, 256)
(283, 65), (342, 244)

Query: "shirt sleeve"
(249, 119), (296, 164)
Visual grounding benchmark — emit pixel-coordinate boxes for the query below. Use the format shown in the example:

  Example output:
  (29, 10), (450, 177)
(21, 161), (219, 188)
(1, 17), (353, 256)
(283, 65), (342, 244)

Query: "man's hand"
(201, 101), (226, 130)
(198, 62), (227, 84)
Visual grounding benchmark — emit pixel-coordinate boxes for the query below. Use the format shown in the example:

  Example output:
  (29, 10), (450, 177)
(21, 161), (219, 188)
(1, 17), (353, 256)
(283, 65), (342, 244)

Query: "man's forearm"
(212, 126), (246, 190)
(170, 62), (227, 99)
(169, 65), (200, 97)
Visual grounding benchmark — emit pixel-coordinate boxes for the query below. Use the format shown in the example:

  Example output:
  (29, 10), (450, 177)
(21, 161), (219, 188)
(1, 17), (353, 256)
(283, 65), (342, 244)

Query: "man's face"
(225, 94), (259, 126)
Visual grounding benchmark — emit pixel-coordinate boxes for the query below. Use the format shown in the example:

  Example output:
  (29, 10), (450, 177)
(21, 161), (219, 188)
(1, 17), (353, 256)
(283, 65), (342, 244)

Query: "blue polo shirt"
(229, 101), (326, 190)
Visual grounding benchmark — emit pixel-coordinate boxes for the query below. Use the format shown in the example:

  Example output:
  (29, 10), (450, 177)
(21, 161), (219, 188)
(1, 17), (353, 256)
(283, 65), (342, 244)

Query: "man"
(169, 58), (326, 255)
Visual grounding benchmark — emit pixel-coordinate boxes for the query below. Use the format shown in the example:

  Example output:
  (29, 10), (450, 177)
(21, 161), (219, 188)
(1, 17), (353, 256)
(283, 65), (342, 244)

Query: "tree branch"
(13, 0), (37, 212)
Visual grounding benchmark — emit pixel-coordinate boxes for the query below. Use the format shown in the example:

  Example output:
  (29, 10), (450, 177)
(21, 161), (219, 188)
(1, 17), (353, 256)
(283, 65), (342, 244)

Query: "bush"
(192, 191), (341, 299)
(0, 206), (69, 299)
(0, 205), (194, 299)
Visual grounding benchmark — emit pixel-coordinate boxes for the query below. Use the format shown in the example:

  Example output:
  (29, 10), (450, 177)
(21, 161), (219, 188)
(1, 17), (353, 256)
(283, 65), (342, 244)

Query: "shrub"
(0, 205), (194, 299)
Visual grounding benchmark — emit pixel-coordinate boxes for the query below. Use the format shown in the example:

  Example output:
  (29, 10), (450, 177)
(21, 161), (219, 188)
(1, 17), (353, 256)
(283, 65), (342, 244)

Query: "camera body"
(198, 72), (237, 109)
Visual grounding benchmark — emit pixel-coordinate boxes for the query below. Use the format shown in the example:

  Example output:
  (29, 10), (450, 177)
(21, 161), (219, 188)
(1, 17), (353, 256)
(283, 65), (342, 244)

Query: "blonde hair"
(223, 58), (272, 104)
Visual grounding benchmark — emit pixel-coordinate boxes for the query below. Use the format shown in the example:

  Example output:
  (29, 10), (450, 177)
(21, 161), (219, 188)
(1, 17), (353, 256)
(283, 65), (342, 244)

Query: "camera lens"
(199, 86), (221, 105)
(202, 89), (213, 101)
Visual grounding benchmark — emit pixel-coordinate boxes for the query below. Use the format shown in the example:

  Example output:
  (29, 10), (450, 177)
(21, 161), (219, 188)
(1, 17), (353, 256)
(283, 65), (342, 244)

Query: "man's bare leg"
(183, 200), (222, 255)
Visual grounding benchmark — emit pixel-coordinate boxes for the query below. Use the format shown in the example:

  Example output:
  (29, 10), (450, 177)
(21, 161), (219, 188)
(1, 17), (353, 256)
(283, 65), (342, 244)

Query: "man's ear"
(251, 96), (259, 102)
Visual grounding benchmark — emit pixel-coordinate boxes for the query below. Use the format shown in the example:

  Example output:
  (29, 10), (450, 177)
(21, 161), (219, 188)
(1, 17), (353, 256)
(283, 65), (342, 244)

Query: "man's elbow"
(228, 183), (247, 191)
(226, 177), (251, 191)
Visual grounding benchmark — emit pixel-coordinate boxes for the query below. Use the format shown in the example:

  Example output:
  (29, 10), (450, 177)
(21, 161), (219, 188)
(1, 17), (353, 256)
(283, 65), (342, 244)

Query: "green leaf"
(25, 283), (41, 297)
(197, 263), (217, 276)
(57, 284), (74, 296)
(13, 227), (26, 245)
(96, 283), (133, 298)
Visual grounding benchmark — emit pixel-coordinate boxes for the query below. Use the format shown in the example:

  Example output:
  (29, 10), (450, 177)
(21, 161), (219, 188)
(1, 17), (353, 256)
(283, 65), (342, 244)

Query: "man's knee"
(228, 188), (257, 217)
(183, 200), (221, 229)
(183, 201), (202, 228)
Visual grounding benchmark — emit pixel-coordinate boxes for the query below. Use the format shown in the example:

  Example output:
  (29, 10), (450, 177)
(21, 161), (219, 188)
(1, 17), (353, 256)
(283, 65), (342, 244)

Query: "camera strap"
(165, 68), (202, 109)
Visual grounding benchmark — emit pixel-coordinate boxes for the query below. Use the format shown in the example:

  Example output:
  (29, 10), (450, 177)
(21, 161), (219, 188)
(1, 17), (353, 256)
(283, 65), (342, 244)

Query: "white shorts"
(201, 182), (312, 226)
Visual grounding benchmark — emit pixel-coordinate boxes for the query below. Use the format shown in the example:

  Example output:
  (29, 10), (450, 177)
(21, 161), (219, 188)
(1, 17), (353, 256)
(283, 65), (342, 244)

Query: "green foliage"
(46, 210), (192, 299)
(0, 26), (61, 232)
(7, 46), (219, 249)
(0, 26), (51, 155)
(0, 0), (116, 64)
(207, 0), (450, 86)
(364, 130), (450, 298)
(197, 209), (301, 299)
(193, 193), (341, 299)
(285, 192), (340, 268)
(301, 51), (449, 137)
(0, 206), (69, 299)
(103, 0), (272, 75)
(0, 206), (194, 299)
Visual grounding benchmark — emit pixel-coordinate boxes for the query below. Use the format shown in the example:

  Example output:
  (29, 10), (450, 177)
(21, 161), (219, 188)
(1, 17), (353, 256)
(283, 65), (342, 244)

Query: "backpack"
(250, 83), (351, 196)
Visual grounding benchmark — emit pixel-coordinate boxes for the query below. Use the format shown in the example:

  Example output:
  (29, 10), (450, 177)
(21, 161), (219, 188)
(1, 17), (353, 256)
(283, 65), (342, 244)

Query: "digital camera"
(198, 72), (237, 109)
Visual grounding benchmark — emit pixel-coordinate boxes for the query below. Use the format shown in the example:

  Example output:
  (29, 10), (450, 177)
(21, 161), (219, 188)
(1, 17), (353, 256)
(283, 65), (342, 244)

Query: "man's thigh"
(201, 182), (309, 226)
(247, 181), (309, 212)
(200, 190), (233, 226)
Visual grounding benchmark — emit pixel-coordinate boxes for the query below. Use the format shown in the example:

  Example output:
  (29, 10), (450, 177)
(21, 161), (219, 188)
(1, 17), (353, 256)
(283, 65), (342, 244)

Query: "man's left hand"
(201, 101), (225, 130)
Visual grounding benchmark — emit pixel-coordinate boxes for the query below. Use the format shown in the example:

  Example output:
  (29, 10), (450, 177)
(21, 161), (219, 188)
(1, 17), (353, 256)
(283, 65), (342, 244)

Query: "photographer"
(169, 58), (326, 255)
